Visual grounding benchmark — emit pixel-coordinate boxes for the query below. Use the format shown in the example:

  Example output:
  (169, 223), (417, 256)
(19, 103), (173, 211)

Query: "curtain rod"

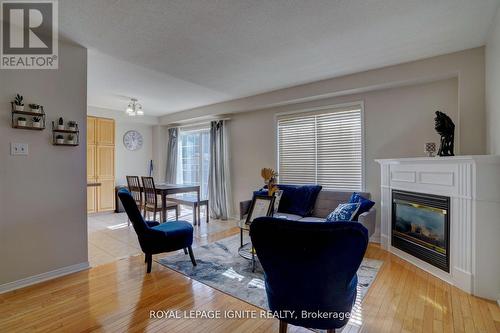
(166, 117), (231, 129)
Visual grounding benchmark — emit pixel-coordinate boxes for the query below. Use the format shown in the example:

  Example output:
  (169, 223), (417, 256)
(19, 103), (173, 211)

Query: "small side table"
(238, 220), (256, 272)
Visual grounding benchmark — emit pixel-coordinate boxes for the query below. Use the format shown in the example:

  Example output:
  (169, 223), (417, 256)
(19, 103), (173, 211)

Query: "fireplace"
(392, 190), (450, 272)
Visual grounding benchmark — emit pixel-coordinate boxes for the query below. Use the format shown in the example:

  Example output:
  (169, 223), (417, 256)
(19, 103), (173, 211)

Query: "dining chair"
(141, 176), (179, 222)
(250, 217), (369, 333)
(126, 176), (143, 226)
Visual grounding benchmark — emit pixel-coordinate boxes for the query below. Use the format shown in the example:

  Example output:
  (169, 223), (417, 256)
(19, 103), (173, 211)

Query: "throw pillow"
(325, 203), (360, 222)
(275, 184), (322, 217)
(349, 192), (375, 220)
(253, 189), (269, 197)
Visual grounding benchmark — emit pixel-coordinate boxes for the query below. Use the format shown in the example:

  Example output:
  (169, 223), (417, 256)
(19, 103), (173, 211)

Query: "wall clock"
(123, 130), (143, 151)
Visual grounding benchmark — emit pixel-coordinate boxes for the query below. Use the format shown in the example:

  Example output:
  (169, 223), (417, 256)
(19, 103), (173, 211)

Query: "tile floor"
(88, 206), (239, 267)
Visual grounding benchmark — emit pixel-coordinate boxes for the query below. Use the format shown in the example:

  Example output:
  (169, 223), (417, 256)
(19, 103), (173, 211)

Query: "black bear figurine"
(434, 111), (455, 156)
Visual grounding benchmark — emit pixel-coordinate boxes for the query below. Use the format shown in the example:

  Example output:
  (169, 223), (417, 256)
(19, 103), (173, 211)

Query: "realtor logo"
(1, 0), (58, 69)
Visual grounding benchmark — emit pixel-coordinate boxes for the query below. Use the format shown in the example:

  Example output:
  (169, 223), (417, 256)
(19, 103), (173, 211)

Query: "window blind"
(277, 107), (363, 190)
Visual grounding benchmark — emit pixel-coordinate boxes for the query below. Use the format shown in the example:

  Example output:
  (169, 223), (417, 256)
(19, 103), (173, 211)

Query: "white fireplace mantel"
(376, 155), (500, 302)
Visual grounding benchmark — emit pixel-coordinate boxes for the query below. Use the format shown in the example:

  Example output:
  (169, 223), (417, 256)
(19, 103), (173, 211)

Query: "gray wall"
(227, 78), (458, 240)
(161, 48), (485, 156)
(486, 6), (500, 154)
(161, 48), (485, 241)
(0, 42), (88, 285)
(115, 122), (154, 185)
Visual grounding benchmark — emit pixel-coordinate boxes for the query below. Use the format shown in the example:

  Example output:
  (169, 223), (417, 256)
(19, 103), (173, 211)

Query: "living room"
(1, 1), (500, 332)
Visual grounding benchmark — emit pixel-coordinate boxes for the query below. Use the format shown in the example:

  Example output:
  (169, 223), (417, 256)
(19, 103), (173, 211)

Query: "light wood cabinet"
(97, 118), (115, 145)
(87, 116), (115, 213)
(87, 182), (97, 214)
(96, 145), (115, 212)
(87, 117), (96, 145)
(87, 144), (96, 179)
(97, 179), (115, 212)
(97, 146), (115, 179)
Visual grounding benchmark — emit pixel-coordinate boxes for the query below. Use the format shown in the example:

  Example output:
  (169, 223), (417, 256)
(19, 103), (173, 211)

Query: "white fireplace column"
(376, 156), (500, 302)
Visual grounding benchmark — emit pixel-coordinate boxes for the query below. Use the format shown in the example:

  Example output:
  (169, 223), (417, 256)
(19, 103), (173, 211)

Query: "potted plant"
(17, 117), (27, 127)
(68, 121), (77, 131)
(29, 103), (41, 113)
(32, 116), (42, 128)
(67, 134), (75, 145)
(55, 134), (64, 144)
(13, 94), (24, 111)
(57, 117), (64, 130)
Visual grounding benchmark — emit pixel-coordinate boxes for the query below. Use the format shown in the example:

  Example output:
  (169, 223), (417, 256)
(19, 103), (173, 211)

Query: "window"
(277, 105), (363, 190)
(176, 128), (210, 199)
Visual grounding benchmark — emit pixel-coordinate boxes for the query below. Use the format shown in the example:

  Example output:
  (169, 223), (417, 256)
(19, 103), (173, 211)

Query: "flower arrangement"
(261, 168), (278, 196)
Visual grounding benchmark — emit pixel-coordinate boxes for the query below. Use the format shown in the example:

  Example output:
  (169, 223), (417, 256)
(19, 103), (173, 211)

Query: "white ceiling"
(60, 0), (500, 116)
(86, 50), (230, 115)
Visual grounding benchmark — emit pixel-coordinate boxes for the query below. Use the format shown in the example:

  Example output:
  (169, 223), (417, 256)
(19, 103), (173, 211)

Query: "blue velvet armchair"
(118, 189), (196, 273)
(250, 217), (368, 333)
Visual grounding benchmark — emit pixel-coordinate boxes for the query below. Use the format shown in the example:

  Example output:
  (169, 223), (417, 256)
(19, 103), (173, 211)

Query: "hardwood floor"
(1, 215), (499, 332)
(88, 208), (233, 267)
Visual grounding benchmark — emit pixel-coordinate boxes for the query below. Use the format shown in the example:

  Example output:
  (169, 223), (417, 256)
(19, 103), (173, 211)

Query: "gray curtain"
(208, 120), (231, 219)
(165, 127), (178, 184)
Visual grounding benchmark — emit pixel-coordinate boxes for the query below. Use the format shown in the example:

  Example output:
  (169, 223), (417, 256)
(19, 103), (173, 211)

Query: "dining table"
(144, 183), (201, 223)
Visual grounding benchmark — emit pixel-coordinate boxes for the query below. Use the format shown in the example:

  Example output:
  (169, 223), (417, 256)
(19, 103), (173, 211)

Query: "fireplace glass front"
(392, 190), (450, 272)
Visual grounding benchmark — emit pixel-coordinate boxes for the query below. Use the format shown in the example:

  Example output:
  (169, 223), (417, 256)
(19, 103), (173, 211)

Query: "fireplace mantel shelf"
(377, 155), (500, 303)
(376, 154), (500, 163)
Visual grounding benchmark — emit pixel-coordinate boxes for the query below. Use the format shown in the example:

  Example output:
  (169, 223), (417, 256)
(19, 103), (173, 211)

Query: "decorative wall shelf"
(52, 128), (79, 134)
(53, 142), (79, 147)
(52, 121), (80, 146)
(12, 125), (45, 131)
(11, 104), (46, 130)
(12, 110), (45, 116)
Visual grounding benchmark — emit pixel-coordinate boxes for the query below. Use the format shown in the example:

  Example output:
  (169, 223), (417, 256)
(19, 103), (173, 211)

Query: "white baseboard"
(0, 262), (90, 294)
(453, 267), (473, 294)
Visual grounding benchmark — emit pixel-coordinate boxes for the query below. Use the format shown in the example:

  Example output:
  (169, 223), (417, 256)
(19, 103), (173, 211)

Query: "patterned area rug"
(157, 234), (382, 332)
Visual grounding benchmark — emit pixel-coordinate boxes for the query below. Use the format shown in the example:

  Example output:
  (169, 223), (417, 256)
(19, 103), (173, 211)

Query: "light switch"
(11, 143), (28, 155)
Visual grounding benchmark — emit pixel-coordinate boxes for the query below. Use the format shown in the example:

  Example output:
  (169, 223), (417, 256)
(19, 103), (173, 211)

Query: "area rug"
(157, 234), (382, 331)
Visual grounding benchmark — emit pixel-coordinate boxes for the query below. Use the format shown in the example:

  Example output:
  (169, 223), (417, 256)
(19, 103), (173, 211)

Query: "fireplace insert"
(392, 190), (450, 272)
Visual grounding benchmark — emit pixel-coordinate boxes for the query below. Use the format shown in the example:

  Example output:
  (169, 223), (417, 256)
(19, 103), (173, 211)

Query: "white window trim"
(274, 101), (366, 191)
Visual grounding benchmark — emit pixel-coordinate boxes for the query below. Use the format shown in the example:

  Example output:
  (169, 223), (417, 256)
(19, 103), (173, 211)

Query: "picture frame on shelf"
(245, 195), (275, 225)
(273, 189), (284, 213)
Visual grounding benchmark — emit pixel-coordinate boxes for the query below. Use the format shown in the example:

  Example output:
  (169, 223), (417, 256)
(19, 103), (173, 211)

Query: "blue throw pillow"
(253, 189), (269, 197)
(326, 203), (360, 222)
(349, 192), (375, 220)
(275, 184), (322, 216)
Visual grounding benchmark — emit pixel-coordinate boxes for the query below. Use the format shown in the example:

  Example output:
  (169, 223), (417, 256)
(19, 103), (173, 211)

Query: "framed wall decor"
(245, 195), (275, 225)
(123, 130), (144, 151)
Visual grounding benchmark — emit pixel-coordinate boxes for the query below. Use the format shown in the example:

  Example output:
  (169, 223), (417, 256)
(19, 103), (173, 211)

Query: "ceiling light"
(126, 98), (143, 116)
